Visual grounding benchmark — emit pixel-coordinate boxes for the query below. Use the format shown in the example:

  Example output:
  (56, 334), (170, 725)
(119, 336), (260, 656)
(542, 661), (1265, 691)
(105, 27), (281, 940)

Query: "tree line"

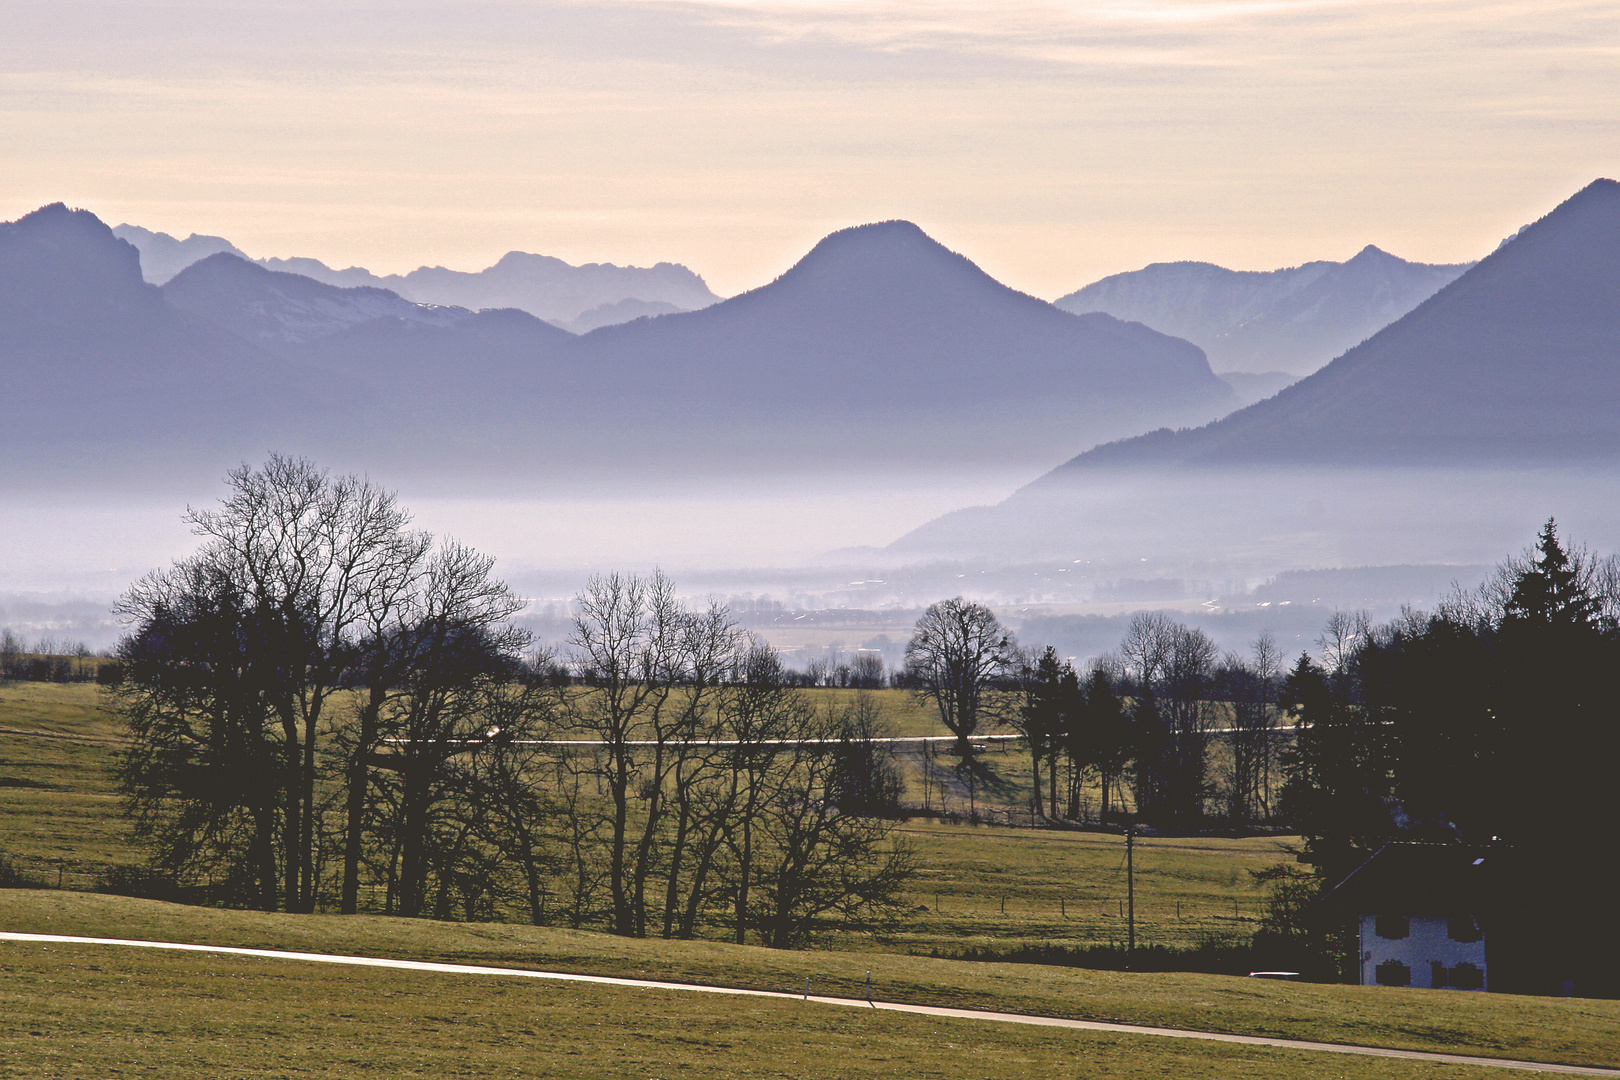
(0, 631), (107, 683)
(901, 596), (1287, 830)
(1271, 522), (1620, 993)
(111, 457), (1614, 981)
(113, 457), (912, 944)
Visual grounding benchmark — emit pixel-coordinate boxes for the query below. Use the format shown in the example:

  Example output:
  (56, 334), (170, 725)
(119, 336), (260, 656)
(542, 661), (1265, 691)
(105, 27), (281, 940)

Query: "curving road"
(2, 931), (1614, 1076)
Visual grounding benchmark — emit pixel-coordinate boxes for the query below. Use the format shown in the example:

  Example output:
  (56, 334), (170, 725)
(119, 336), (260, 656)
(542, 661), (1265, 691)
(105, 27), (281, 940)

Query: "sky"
(4, 0), (1618, 297)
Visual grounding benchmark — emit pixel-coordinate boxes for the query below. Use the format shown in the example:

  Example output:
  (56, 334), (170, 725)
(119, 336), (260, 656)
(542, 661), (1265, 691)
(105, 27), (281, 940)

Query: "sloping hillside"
(892, 180), (1620, 567)
(1058, 178), (1620, 470)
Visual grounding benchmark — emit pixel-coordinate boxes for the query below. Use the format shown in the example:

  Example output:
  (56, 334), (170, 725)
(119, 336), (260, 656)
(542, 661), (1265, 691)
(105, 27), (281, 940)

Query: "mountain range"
(3, 210), (1236, 490)
(896, 179), (1620, 568)
(1061, 179), (1620, 469)
(1057, 245), (1472, 375)
(0, 206), (307, 468)
(110, 224), (720, 332)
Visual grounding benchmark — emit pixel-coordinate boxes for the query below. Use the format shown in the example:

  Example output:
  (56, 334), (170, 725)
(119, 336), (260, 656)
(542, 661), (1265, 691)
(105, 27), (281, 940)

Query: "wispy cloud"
(3, 0), (1615, 295)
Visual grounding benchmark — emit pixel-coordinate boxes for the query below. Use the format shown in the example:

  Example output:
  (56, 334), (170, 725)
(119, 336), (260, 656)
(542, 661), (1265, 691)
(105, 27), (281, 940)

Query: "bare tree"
(561, 571), (745, 936)
(337, 523), (434, 914)
(117, 455), (423, 912)
(1315, 609), (1371, 674)
(903, 597), (1017, 761)
(848, 652), (886, 689)
(371, 543), (530, 918)
(742, 681), (913, 947)
(1120, 612), (1219, 826)
(1217, 632), (1282, 826)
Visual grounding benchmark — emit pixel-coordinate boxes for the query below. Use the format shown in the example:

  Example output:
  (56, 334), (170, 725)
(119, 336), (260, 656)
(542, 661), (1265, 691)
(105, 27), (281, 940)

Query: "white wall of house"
(1358, 914), (1488, 990)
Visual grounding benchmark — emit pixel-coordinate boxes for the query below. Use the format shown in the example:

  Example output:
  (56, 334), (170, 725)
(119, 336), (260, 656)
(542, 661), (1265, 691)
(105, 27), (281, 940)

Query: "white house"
(1321, 843), (1492, 991)
(1358, 913), (1486, 990)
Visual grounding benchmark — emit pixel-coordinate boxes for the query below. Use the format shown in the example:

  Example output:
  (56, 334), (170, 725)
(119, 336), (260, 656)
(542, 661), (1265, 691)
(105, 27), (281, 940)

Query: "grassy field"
(0, 682), (137, 884)
(0, 682), (1297, 955)
(1, 942), (1553, 1080)
(2, 890), (1617, 1074)
(1, 684), (1612, 1077)
(889, 822), (1292, 954)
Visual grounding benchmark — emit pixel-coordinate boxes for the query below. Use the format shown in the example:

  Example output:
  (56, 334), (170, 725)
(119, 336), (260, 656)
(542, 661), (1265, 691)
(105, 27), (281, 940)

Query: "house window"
(1375, 915), (1409, 940)
(1375, 960), (1411, 986)
(1449, 963), (1485, 990)
(1431, 962), (1448, 989)
(1448, 916), (1481, 943)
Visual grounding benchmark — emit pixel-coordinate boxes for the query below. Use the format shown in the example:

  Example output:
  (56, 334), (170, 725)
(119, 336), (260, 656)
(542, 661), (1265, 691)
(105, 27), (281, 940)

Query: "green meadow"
(2, 683), (1617, 1077)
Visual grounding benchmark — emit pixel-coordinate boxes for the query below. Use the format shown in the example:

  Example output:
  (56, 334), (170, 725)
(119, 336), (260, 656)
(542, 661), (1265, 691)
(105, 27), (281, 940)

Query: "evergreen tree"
(1503, 519), (1601, 630)
(1276, 652), (1391, 883)
(1014, 646), (1068, 819)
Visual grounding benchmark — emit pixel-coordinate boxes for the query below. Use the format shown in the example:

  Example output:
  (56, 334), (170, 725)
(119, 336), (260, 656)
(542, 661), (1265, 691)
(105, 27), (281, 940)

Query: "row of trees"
(1279, 522), (1620, 875)
(794, 651), (888, 689)
(0, 630), (102, 682)
(1271, 522), (1620, 993)
(901, 597), (1288, 829)
(115, 457), (912, 944)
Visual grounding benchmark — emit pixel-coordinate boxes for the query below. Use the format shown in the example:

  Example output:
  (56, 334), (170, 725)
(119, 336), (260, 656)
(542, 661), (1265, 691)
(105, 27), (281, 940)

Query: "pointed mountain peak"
(1466, 176), (1620, 273)
(0, 203), (167, 330)
(1039, 178), (1620, 473)
(1504, 177), (1620, 247)
(1, 202), (145, 296)
(776, 220), (997, 296)
(1574, 176), (1619, 199)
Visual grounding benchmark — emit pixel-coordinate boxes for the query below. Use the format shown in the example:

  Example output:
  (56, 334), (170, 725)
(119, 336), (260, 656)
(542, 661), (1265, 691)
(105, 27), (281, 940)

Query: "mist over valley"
(4, 181), (1618, 671)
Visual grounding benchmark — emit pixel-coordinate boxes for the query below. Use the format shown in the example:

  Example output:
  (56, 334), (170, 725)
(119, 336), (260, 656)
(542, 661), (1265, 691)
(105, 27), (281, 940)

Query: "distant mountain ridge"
(0, 205), (311, 465)
(1057, 245), (1473, 375)
(573, 220), (1230, 406)
(1054, 178), (1620, 470)
(9, 208), (1236, 489)
(109, 224), (248, 284)
(892, 179), (1620, 567)
(111, 224), (722, 329)
(162, 254), (473, 355)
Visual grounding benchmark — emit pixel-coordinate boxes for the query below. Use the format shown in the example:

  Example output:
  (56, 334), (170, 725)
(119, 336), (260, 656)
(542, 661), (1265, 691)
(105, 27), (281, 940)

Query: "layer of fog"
(897, 465), (1620, 571)
(0, 467), (1030, 651)
(5, 463), (1612, 666)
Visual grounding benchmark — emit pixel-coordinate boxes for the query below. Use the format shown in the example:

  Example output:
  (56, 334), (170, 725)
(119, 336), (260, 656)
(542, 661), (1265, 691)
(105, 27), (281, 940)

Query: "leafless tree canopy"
(903, 596), (1017, 758)
(557, 572), (912, 943)
(114, 508), (913, 944)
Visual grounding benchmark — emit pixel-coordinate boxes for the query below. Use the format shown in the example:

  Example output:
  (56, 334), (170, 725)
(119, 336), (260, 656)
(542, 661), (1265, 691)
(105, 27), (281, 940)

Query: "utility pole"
(1126, 825), (1136, 970)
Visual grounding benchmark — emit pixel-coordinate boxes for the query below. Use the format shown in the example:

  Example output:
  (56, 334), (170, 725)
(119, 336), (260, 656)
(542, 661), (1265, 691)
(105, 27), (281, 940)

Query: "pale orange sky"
(4, 0), (1617, 298)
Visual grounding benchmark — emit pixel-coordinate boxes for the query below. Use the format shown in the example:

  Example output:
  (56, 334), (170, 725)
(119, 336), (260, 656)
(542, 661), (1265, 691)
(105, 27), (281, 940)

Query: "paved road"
(3, 932), (1614, 1076)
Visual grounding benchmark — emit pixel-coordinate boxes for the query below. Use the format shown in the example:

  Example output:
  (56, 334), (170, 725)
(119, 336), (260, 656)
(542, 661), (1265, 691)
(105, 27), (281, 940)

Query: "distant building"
(1321, 843), (1492, 991)
(1318, 841), (1620, 997)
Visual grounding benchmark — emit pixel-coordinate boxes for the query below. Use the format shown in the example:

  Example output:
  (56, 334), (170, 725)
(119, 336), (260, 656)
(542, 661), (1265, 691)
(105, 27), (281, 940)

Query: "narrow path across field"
(3, 932), (1613, 1075)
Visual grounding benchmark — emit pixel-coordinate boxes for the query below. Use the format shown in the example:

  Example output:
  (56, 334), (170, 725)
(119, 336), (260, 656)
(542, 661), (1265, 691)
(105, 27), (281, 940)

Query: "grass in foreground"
(1, 940), (1552, 1080)
(1, 890), (1614, 1071)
